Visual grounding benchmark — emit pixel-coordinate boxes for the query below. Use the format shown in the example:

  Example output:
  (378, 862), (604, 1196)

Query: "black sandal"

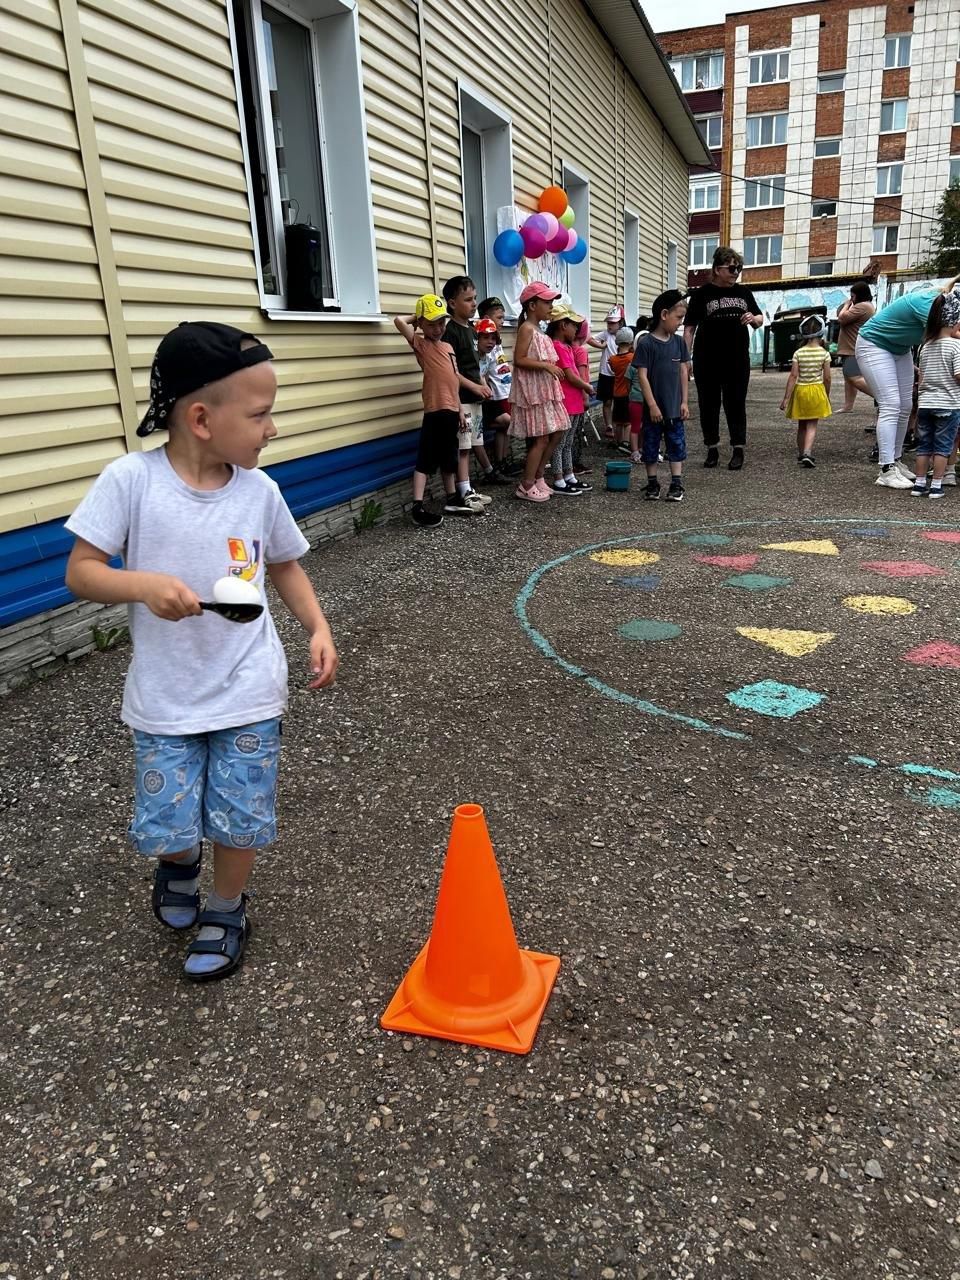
(183, 896), (251, 983)
(152, 848), (202, 931)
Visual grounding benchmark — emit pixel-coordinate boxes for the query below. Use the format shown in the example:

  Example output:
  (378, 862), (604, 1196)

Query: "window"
(876, 163), (903, 196)
(951, 157), (960, 186)
(743, 235), (782, 267)
(624, 209), (639, 324)
(814, 137), (841, 158)
(809, 261), (834, 276)
(748, 51), (790, 84)
(696, 114), (722, 149)
(884, 35), (911, 68)
(562, 162), (590, 315)
(670, 53), (724, 90)
(667, 240), (678, 290)
(812, 199), (838, 218)
(689, 178), (721, 211)
(744, 175), (785, 209)
(690, 235), (719, 268)
(872, 224), (899, 253)
(459, 84), (514, 304)
(230, 0), (378, 315)
(880, 99), (908, 133)
(955, 94), (960, 125)
(817, 73), (845, 93)
(746, 113), (788, 148)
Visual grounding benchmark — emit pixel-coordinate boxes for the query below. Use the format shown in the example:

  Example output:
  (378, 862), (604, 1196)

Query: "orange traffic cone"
(381, 804), (560, 1054)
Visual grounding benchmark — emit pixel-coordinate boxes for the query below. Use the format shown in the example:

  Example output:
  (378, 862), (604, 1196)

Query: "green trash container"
(769, 306), (828, 370)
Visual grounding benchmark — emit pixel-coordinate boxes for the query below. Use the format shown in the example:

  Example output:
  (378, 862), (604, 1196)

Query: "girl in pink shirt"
(548, 307), (595, 494)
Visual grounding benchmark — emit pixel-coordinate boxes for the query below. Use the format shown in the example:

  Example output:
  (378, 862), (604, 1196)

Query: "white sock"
(554, 478), (566, 489)
(931, 478), (943, 491)
(456, 480), (470, 497)
(564, 474), (577, 484)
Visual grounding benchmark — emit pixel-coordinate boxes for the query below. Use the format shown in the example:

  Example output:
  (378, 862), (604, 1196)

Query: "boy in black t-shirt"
(442, 275), (498, 502)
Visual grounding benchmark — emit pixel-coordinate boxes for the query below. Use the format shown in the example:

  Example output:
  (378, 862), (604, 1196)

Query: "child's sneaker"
(411, 505), (443, 528)
(644, 479), (661, 501)
(910, 481), (928, 497)
(464, 489), (492, 508)
(943, 471), (957, 487)
(665, 480), (685, 502)
(928, 486), (946, 500)
(551, 480), (581, 496)
(443, 492), (476, 515)
(800, 454), (815, 468)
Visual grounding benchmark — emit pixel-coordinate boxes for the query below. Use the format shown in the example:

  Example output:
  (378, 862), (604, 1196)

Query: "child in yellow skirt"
(780, 315), (832, 467)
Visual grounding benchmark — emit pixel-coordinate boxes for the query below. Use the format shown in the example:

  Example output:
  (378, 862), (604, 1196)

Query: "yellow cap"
(551, 302), (585, 324)
(414, 294), (447, 322)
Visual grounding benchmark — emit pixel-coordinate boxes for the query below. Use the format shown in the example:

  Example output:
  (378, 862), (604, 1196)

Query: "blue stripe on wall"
(0, 430), (420, 628)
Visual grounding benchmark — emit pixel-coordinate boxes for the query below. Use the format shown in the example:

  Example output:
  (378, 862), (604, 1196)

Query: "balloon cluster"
(492, 185), (588, 269)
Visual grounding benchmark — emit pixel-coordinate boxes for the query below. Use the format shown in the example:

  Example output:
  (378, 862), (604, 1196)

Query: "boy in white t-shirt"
(590, 305), (625, 437)
(65, 322), (338, 982)
(476, 316), (514, 477)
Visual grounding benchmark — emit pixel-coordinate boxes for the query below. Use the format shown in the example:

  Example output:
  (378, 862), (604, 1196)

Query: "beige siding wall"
(0, 0), (691, 536)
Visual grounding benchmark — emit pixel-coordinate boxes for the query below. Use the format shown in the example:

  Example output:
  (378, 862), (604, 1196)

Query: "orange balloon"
(539, 185), (569, 217)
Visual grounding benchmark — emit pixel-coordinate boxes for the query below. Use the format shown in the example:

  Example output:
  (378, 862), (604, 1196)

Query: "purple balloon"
(525, 213), (549, 236)
(539, 212), (560, 241)
(521, 224), (547, 259)
(546, 226), (571, 254)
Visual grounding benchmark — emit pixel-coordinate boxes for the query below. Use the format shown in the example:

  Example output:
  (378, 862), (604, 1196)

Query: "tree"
(921, 184), (960, 275)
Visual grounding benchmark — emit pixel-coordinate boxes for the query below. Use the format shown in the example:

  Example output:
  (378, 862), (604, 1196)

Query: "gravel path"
(2, 373), (959, 1280)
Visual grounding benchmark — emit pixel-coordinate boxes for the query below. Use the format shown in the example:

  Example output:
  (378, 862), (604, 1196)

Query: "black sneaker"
(665, 482), (684, 502)
(443, 493), (475, 515)
(484, 469), (508, 486)
(411, 505), (443, 528)
(616, 442), (632, 455)
(704, 447), (719, 468)
(800, 454), (815, 468)
(568, 478), (593, 492)
(644, 481), (661, 501)
(551, 481), (582, 496)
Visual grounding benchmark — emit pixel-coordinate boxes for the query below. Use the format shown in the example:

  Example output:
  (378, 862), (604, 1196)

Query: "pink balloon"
(520, 224), (547, 258)
(539, 212), (560, 241)
(564, 228), (579, 252)
(546, 226), (570, 254)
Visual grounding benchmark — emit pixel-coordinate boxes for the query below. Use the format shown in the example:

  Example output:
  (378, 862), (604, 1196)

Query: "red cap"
(476, 318), (499, 334)
(519, 282), (562, 304)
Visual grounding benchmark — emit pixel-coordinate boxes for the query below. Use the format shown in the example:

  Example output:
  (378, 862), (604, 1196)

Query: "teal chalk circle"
(619, 619), (681, 641)
(514, 517), (960, 810)
(723, 573), (793, 592)
(726, 680), (824, 719)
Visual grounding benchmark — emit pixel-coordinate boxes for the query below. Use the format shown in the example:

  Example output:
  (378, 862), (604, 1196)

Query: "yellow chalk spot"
(589, 549), (661, 566)
(843, 594), (916, 616)
(760, 539), (840, 556)
(736, 626), (836, 657)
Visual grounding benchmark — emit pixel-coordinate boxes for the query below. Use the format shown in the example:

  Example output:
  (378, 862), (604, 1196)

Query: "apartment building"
(661, 0), (960, 287)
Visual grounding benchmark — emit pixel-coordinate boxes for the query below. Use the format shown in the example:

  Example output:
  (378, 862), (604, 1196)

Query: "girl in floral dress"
(510, 282), (567, 502)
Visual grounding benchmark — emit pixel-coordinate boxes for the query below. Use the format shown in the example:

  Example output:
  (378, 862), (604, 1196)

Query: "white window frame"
(748, 50), (790, 85)
(561, 160), (590, 316)
(817, 72), (845, 93)
(876, 163), (903, 196)
(695, 114), (722, 149)
(743, 234), (783, 267)
(872, 224), (899, 253)
(227, 0), (379, 319)
(624, 208), (640, 325)
(884, 34), (911, 68)
(746, 112), (788, 148)
(808, 260), (834, 276)
(814, 137), (842, 158)
(689, 177), (721, 212)
(744, 175), (785, 209)
(458, 81), (514, 307)
(689, 235), (719, 269)
(669, 52), (724, 91)
(880, 99), (908, 133)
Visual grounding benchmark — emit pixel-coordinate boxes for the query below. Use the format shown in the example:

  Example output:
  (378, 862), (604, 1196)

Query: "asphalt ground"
(2, 372), (959, 1280)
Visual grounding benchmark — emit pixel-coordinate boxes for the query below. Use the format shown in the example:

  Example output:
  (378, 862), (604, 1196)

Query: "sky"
(643, 0), (806, 34)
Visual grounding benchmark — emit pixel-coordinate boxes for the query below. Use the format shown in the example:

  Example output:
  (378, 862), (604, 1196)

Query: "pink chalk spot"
(902, 641), (960, 669)
(693, 554), (760, 570)
(861, 560), (946, 578)
(920, 531), (960, 544)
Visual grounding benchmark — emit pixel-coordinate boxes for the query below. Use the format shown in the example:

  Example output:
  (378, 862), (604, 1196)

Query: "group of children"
(396, 278), (693, 522)
(777, 300), (960, 493)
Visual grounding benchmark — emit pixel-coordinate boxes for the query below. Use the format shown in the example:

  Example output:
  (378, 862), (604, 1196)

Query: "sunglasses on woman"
(721, 263), (742, 275)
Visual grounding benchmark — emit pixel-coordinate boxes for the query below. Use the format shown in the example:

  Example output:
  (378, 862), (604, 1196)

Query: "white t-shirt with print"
(598, 330), (619, 377)
(918, 337), (960, 410)
(66, 448), (310, 736)
(480, 347), (512, 401)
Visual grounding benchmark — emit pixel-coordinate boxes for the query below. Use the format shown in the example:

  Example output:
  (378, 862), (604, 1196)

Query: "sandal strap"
(154, 852), (201, 885)
(195, 907), (246, 931)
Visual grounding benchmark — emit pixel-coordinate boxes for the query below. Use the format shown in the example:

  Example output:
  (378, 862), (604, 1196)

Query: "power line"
(711, 166), (944, 226)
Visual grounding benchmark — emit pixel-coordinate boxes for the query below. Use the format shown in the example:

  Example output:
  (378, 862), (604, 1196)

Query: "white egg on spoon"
(212, 576), (261, 605)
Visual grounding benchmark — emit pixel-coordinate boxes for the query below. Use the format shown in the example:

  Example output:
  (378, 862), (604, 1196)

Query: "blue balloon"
(493, 229), (524, 268)
(560, 238), (588, 265)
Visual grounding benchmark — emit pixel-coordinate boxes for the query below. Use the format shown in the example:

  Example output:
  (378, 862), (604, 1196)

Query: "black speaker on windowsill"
(284, 222), (337, 312)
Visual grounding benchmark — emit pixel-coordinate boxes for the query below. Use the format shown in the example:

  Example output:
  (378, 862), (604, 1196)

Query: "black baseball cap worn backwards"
(137, 321), (274, 437)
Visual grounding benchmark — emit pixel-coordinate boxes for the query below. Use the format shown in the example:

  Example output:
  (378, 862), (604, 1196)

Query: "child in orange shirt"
(608, 327), (635, 453)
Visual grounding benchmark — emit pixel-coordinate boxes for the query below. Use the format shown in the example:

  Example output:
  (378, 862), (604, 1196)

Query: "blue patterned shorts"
(129, 718), (281, 857)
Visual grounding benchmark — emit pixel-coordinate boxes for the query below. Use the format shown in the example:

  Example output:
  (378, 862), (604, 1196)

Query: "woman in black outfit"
(683, 245), (765, 470)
